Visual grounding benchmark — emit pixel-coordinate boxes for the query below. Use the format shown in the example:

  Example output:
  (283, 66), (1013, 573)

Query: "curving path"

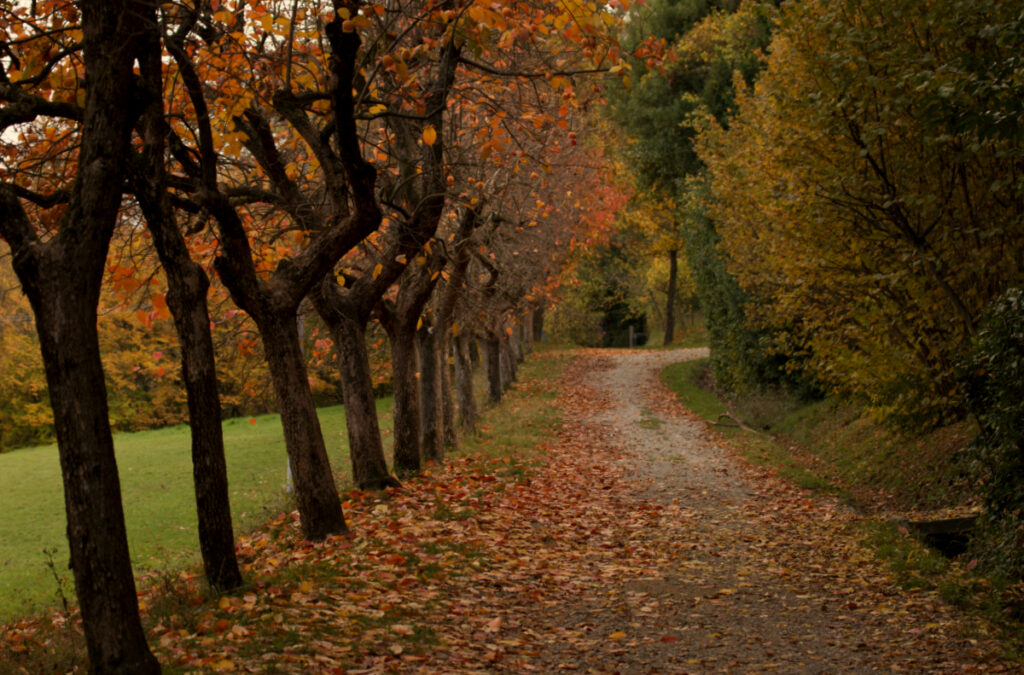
(491, 349), (1008, 674)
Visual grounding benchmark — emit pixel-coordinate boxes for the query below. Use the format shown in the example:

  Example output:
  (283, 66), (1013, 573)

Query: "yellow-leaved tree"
(700, 0), (1024, 428)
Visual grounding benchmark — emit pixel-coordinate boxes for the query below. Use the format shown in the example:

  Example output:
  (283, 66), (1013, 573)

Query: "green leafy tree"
(699, 0), (1024, 427)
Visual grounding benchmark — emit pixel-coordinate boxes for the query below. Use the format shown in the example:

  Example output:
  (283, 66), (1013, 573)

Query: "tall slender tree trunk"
(500, 333), (516, 389)
(418, 320), (444, 463)
(454, 333), (478, 433)
(257, 314), (347, 540)
(470, 337), (480, 369)
(664, 248), (679, 346)
(523, 312), (534, 355)
(164, 264), (243, 589)
(135, 33), (241, 592)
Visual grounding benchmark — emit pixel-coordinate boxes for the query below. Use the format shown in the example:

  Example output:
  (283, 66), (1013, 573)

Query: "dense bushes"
(963, 288), (1024, 577)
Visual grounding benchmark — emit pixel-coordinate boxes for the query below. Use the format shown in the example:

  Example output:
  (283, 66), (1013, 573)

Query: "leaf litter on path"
(2, 350), (1015, 673)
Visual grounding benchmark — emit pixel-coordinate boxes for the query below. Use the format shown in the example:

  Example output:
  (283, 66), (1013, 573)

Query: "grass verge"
(661, 356), (1024, 657)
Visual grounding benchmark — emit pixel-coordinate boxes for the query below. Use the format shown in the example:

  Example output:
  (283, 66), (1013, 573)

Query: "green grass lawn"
(0, 399), (394, 620)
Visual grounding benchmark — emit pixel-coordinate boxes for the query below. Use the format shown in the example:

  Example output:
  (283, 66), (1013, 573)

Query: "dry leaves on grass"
(0, 352), (1016, 673)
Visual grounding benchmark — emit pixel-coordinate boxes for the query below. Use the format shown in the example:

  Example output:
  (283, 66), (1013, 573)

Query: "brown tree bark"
(134, 28), (241, 592)
(255, 312), (348, 539)
(454, 333), (478, 432)
(532, 306), (545, 343)
(440, 339), (457, 447)
(312, 285), (399, 491)
(664, 248), (679, 346)
(485, 332), (503, 404)
(381, 258), (446, 475)
(417, 317), (445, 463)
(384, 310), (423, 475)
(0, 3), (160, 670)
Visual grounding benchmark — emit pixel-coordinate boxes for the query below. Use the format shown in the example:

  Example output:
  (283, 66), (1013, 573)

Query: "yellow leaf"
(336, 7), (351, 19)
(415, 256), (427, 265)
(211, 659), (235, 672)
(423, 125), (437, 146)
(218, 596), (231, 610)
(260, 14), (273, 32)
(299, 581), (313, 594)
(368, 104), (387, 114)
(608, 631), (627, 639)
(451, 323), (460, 336)
(372, 263), (383, 280)
(416, 317), (423, 330)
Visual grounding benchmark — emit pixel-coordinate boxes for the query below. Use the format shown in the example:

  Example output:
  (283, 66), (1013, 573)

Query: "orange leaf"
(423, 125), (437, 146)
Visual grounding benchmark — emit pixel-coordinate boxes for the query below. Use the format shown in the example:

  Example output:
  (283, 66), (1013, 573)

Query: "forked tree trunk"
(664, 248), (679, 346)
(0, 3), (161, 670)
(257, 314), (347, 539)
(454, 333), (478, 433)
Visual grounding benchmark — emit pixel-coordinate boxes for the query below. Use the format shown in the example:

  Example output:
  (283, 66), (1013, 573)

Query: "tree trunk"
(0, 3), (160, 670)
(512, 323), (525, 363)
(469, 336), (480, 369)
(532, 306), (545, 342)
(165, 265), (243, 589)
(134, 32), (241, 591)
(326, 311), (399, 490)
(417, 321), (444, 463)
(389, 320), (422, 475)
(440, 337), (457, 447)
(523, 312), (534, 355)
(485, 332), (503, 404)
(454, 333), (478, 433)
(257, 314), (347, 540)
(664, 248), (679, 346)
(500, 333), (516, 389)
(37, 295), (160, 673)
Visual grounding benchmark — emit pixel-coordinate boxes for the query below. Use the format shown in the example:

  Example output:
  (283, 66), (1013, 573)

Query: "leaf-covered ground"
(3, 349), (1017, 672)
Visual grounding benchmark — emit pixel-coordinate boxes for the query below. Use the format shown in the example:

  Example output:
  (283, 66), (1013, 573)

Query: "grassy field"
(0, 400), (394, 620)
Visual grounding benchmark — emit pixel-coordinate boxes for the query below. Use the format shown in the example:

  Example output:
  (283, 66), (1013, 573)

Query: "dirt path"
(66, 348), (1012, 674)
(487, 349), (1010, 674)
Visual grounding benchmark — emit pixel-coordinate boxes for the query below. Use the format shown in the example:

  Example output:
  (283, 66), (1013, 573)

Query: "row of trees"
(602, 0), (1023, 573)
(0, 0), (629, 669)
